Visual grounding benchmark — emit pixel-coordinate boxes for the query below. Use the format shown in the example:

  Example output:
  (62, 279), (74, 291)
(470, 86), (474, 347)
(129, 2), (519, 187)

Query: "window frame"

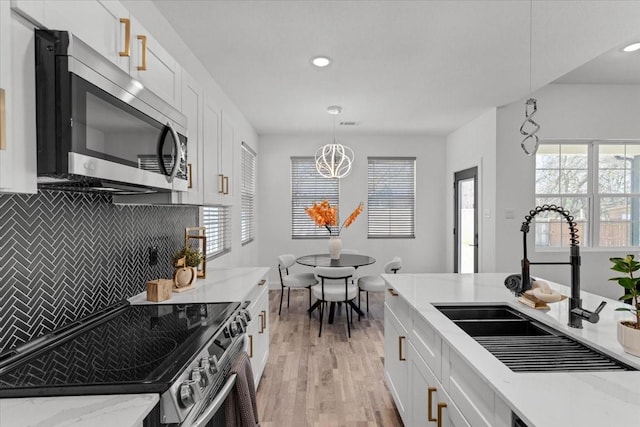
(367, 156), (416, 239)
(535, 140), (640, 250)
(290, 156), (340, 239)
(240, 142), (256, 246)
(201, 205), (231, 260)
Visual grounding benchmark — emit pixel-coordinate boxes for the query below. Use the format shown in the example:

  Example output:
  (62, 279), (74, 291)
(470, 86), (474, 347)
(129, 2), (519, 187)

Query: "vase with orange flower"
(305, 200), (364, 259)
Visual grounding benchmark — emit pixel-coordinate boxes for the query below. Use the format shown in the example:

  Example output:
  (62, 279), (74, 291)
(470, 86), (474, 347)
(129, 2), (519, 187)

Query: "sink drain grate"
(474, 335), (635, 372)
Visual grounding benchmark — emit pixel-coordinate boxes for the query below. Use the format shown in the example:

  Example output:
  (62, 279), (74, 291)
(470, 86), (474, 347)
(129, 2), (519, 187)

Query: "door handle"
(119, 18), (131, 57)
(137, 34), (147, 70)
(398, 336), (406, 361)
(437, 402), (447, 427)
(218, 174), (225, 194)
(427, 387), (437, 422)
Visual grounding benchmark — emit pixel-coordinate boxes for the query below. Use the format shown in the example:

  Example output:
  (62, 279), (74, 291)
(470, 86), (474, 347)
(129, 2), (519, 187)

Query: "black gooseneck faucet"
(521, 205), (606, 329)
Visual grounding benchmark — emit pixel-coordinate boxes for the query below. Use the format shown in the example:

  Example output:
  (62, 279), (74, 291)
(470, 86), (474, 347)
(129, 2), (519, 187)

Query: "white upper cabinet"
(129, 17), (182, 109)
(40, 0), (131, 73)
(219, 113), (234, 204)
(180, 71), (204, 205)
(0, 3), (38, 193)
(202, 95), (221, 205)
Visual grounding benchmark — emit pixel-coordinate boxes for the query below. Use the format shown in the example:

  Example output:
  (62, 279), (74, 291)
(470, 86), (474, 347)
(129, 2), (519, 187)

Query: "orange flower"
(305, 200), (364, 235)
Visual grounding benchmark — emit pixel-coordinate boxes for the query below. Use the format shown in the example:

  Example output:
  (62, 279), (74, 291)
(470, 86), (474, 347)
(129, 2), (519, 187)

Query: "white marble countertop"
(381, 272), (640, 427)
(1, 267), (269, 427)
(128, 267), (270, 305)
(0, 394), (159, 427)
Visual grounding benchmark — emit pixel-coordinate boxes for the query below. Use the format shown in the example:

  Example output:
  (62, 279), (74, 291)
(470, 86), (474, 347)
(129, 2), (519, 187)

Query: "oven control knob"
(235, 314), (248, 328)
(229, 321), (243, 337)
(200, 357), (211, 373)
(223, 325), (231, 338)
(192, 367), (209, 387)
(179, 379), (203, 407)
(207, 355), (220, 374)
(240, 309), (252, 322)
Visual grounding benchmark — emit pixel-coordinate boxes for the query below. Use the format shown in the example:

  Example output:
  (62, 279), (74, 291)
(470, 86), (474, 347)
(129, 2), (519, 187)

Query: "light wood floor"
(256, 289), (403, 427)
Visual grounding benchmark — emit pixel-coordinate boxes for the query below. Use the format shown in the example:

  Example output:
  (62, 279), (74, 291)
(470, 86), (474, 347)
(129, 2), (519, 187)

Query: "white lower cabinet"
(409, 341), (470, 427)
(384, 302), (409, 425)
(384, 287), (512, 427)
(245, 277), (269, 387)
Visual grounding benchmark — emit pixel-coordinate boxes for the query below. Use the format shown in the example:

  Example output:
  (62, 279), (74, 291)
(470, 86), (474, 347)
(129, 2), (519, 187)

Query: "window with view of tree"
(291, 157), (339, 238)
(535, 142), (640, 248)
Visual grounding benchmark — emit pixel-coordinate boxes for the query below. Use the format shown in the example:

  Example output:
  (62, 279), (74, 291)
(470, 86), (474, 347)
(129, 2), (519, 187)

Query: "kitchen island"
(0, 267), (269, 427)
(382, 273), (640, 427)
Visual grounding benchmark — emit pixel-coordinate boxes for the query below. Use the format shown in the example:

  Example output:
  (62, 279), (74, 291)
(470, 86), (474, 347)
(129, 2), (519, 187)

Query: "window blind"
(241, 142), (256, 245)
(367, 157), (416, 238)
(291, 157), (339, 238)
(202, 206), (231, 259)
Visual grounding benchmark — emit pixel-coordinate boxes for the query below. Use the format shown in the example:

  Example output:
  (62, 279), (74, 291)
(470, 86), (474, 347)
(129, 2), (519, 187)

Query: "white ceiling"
(151, 0), (640, 136)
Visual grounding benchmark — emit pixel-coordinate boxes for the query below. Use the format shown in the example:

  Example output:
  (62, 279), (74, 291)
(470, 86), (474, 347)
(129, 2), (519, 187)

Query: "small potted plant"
(173, 246), (203, 288)
(609, 255), (640, 357)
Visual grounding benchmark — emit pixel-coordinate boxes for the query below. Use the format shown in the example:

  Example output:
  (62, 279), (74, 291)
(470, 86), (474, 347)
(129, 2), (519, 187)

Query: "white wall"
(121, 0), (260, 268)
(257, 134), (447, 287)
(445, 108), (497, 273)
(495, 84), (640, 300)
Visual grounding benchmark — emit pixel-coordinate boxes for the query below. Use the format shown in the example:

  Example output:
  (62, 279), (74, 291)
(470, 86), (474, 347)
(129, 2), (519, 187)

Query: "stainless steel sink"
(433, 304), (636, 372)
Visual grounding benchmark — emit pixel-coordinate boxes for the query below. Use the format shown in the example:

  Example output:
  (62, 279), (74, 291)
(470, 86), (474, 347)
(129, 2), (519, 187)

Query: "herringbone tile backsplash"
(0, 190), (199, 353)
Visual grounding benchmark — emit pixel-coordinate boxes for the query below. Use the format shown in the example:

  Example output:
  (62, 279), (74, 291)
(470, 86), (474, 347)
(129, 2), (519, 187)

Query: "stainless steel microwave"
(34, 29), (188, 194)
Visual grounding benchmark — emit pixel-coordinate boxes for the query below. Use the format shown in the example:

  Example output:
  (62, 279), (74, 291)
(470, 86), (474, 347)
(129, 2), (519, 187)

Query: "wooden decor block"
(146, 279), (173, 302)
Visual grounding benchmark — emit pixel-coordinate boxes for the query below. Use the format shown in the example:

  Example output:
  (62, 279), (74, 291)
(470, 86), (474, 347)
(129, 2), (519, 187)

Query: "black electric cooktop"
(0, 302), (239, 398)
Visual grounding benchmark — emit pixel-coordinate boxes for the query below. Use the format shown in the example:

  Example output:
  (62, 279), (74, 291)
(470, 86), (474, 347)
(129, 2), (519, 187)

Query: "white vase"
(328, 236), (342, 260)
(617, 321), (640, 357)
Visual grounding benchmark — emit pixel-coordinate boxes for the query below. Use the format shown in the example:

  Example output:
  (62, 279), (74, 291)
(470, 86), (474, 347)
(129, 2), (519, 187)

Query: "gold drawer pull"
(260, 310), (267, 333)
(218, 174), (224, 193)
(427, 387), (437, 422)
(137, 34), (147, 71)
(223, 175), (229, 194)
(398, 336), (406, 361)
(248, 335), (253, 358)
(187, 163), (193, 188)
(387, 288), (398, 296)
(437, 402), (447, 427)
(258, 279), (266, 286)
(119, 18), (130, 57)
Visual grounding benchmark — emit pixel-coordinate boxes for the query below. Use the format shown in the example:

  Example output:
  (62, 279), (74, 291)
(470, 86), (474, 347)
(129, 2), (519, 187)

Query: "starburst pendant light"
(315, 106), (354, 178)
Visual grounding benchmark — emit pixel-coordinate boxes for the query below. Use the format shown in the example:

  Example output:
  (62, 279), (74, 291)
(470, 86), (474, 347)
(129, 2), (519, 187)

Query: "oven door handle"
(191, 373), (237, 427)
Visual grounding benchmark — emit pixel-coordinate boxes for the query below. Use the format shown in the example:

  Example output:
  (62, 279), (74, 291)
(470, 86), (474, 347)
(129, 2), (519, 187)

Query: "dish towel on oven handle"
(224, 351), (260, 427)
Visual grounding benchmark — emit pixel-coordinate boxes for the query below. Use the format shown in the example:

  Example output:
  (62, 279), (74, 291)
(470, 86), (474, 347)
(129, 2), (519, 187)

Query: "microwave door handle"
(166, 121), (181, 184)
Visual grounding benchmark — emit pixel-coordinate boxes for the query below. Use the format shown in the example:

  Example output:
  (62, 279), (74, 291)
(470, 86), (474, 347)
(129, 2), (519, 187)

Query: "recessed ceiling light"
(623, 42), (640, 52)
(326, 105), (342, 115)
(312, 56), (331, 67)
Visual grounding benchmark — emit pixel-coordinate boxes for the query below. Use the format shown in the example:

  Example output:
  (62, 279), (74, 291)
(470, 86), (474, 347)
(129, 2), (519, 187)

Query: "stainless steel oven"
(35, 29), (188, 194)
(0, 301), (251, 427)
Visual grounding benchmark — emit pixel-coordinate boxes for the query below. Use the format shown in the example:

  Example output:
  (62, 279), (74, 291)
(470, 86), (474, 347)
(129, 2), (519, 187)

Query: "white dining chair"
(312, 266), (357, 338)
(277, 254), (318, 316)
(357, 257), (402, 318)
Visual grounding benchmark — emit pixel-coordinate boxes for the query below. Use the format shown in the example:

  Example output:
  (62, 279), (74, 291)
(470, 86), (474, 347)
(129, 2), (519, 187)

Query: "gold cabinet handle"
(248, 334), (254, 358)
(119, 18), (131, 57)
(0, 88), (5, 151)
(437, 402), (447, 427)
(398, 336), (406, 361)
(223, 175), (229, 194)
(187, 163), (193, 188)
(218, 174), (224, 194)
(258, 279), (266, 286)
(427, 387), (437, 422)
(387, 288), (398, 296)
(137, 34), (147, 71)
(260, 310), (267, 333)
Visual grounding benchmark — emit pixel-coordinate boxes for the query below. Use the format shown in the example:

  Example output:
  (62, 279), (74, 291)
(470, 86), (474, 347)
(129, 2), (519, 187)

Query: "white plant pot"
(617, 321), (640, 357)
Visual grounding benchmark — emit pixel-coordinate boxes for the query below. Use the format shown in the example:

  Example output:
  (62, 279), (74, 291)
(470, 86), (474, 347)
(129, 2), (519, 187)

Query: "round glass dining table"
(295, 253), (376, 268)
